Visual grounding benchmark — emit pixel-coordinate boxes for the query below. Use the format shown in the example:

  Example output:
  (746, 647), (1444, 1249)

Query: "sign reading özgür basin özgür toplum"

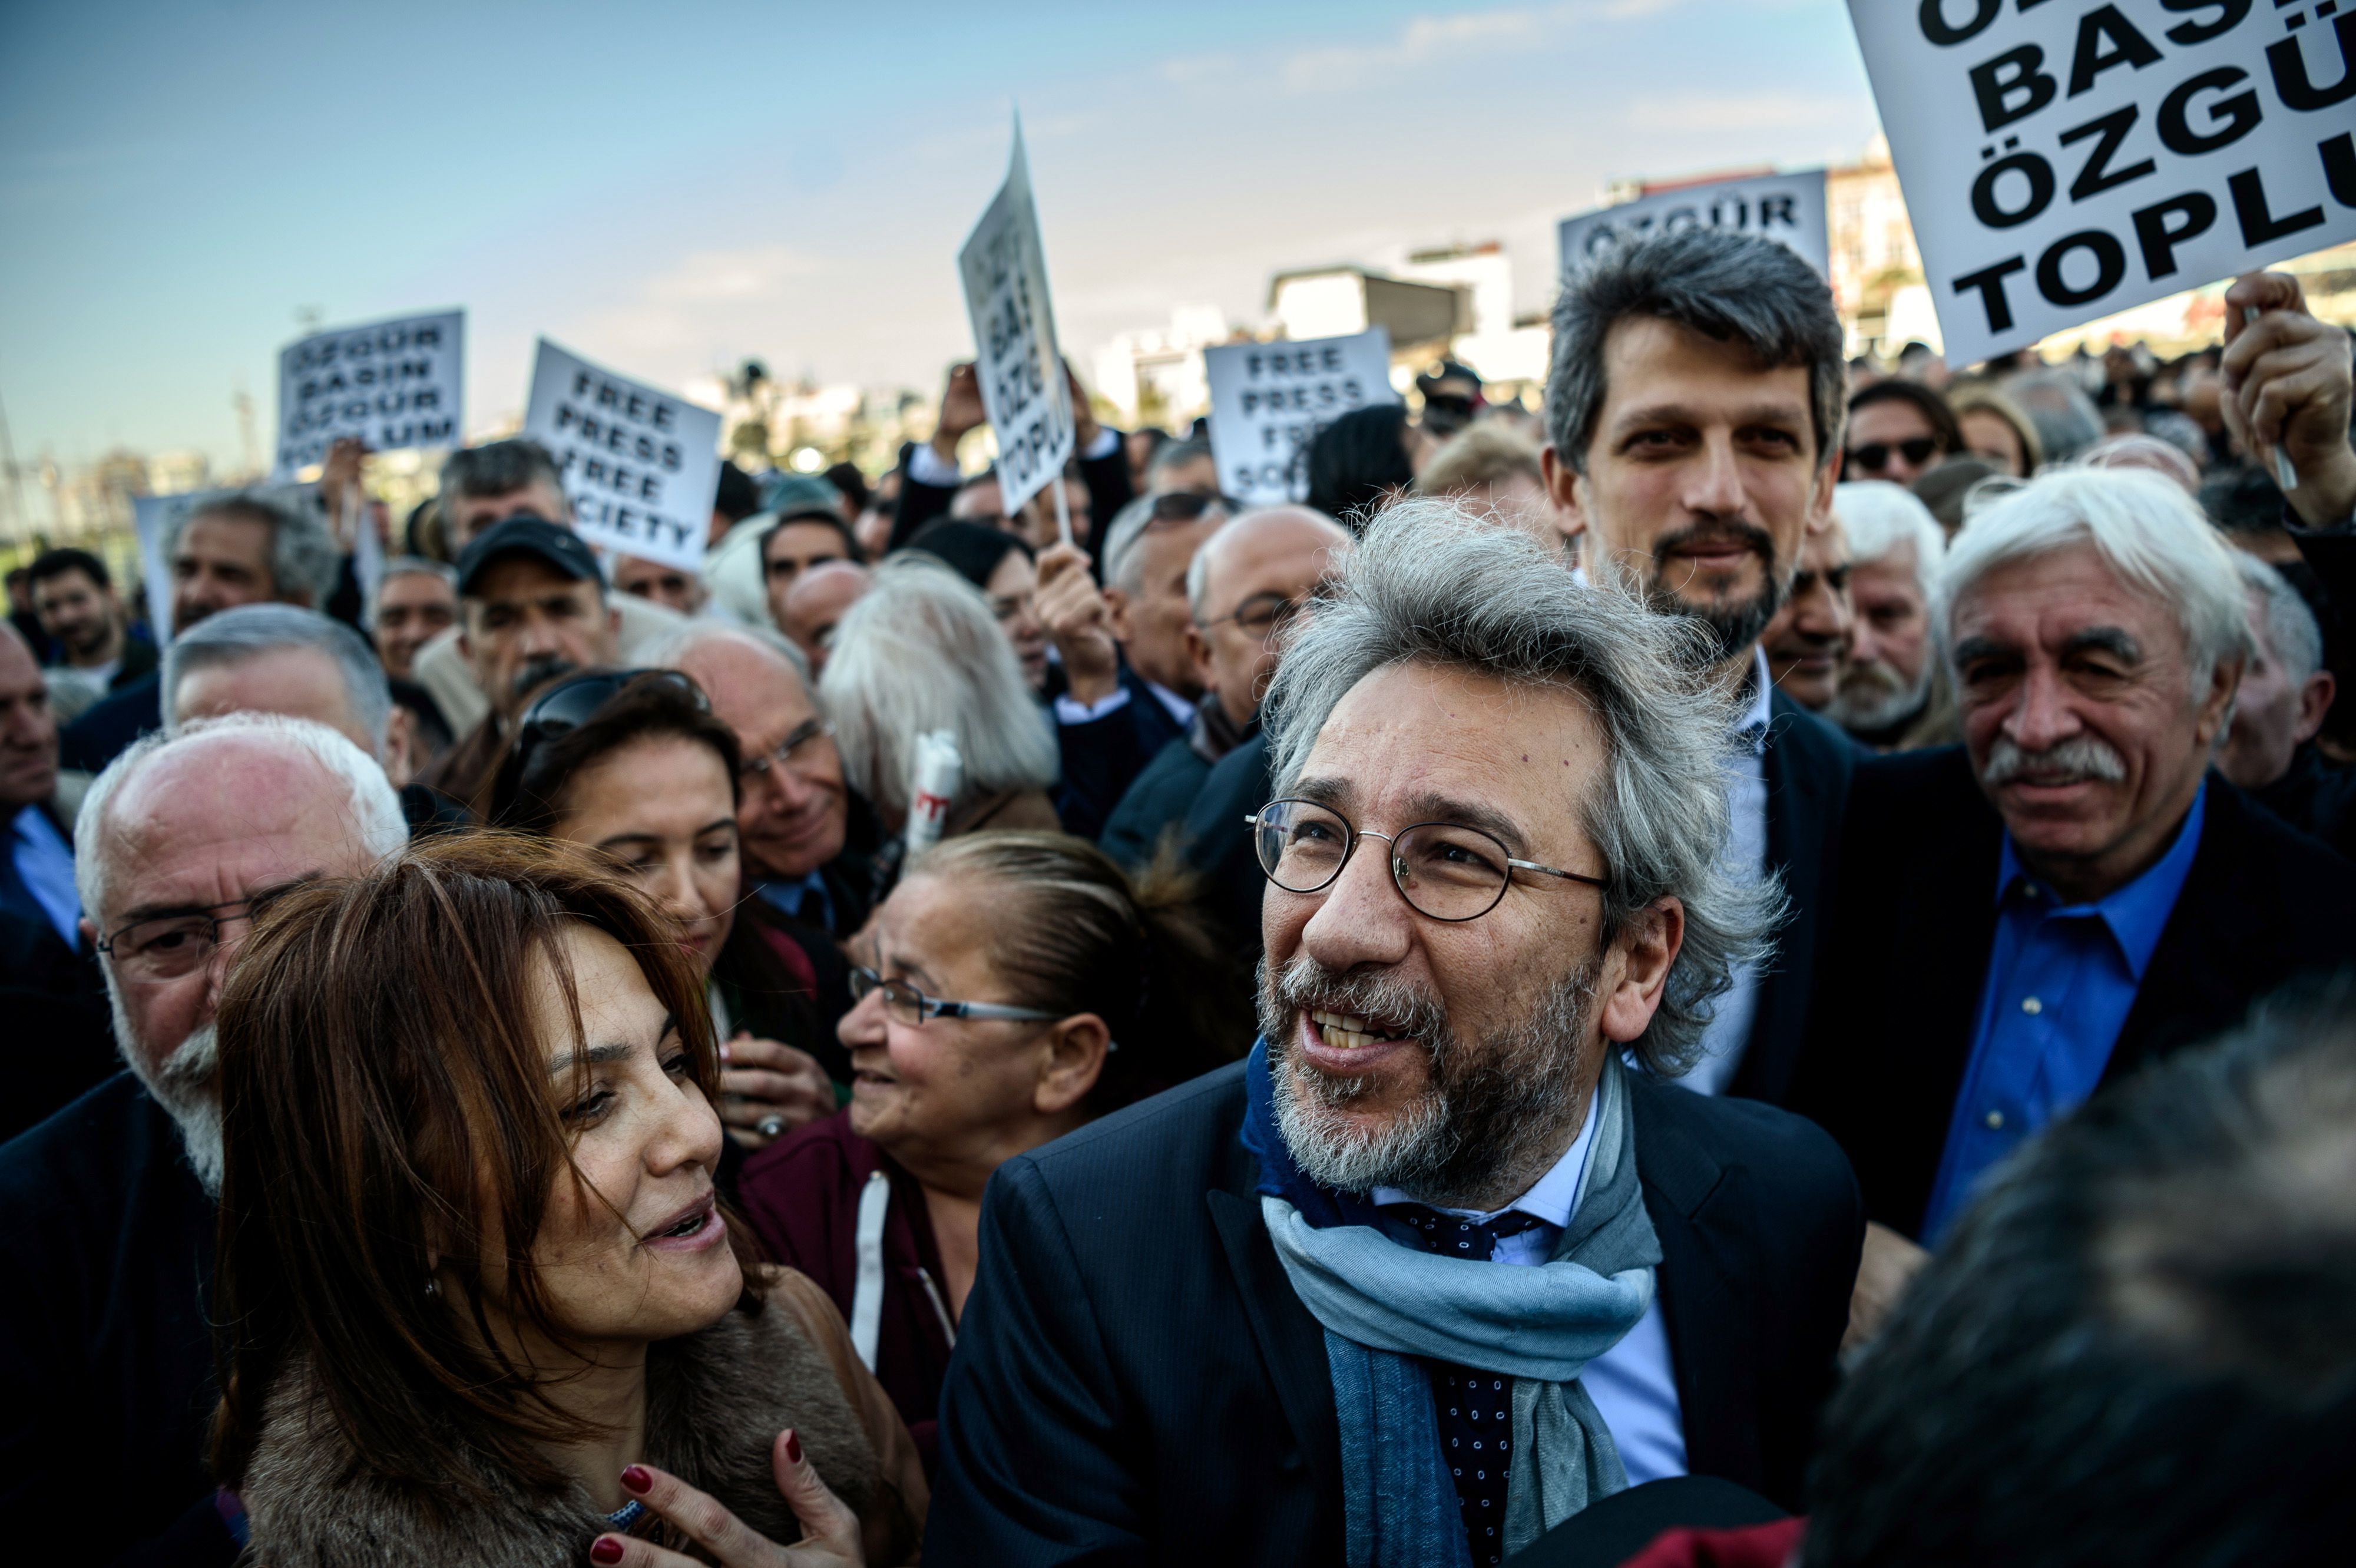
(1849, 0), (2356, 366)
(957, 117), (1074, 521)
(273, 310), (465, 480)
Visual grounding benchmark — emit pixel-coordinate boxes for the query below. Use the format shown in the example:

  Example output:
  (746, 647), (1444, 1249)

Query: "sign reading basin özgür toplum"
(1204, 328), (1397, 507)
(273, 310), (464, 480)
(521, 338), (722, 573)
(1848, 0), (2356, 366)
(957, 118), (1074, 520)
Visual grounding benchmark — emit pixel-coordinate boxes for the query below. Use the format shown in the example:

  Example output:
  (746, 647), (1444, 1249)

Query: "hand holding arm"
(2221, 271), (2356, 528)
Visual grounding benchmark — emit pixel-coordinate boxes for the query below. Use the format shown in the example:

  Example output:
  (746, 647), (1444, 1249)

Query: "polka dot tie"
(1385, 1204), (1545, 1568)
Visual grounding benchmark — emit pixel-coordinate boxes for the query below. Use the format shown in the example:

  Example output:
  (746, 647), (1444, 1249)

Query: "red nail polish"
(783, 1428), (803, 1464)
(620, 1464), (652, 1494)
(590, 1537), (626, 1564)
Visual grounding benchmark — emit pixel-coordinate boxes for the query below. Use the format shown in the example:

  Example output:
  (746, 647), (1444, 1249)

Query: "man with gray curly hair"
(929, 502), (1862, 1568)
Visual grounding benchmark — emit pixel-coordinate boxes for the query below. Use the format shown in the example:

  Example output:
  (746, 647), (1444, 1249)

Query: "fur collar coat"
(239, 1269), (925, 1566)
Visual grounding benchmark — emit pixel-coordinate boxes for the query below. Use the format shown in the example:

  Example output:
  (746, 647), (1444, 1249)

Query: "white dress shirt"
(1677, 647), (1773, 1096)
(1374, 1102), (1689, 1486)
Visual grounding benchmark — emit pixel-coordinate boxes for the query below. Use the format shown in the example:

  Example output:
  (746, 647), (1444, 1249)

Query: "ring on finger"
(759, 1114), (787, 1139)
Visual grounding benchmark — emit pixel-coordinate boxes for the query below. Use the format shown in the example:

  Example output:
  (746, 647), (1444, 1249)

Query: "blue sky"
(0, 1), (1881, 471)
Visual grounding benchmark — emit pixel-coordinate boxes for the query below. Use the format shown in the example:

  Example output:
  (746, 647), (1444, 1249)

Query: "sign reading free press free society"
(521, 339), (723, 572)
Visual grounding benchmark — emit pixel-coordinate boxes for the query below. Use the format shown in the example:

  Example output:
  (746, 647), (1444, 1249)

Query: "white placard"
(272, 310), (464, 479)
(1203, 329), (1399, 506)
(957, 121), (1075, 518)
(1848, 1), (2356, 367)
(131, 484), (319, 642)
(520, 338), (722, 573)
(1558, 170), (1830, 279)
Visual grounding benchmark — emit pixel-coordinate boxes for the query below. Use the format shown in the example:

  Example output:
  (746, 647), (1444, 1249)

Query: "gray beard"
(1826, 656), (1932, 734)
(103, 969), (223, 1197)
(1256, 950), (1599, 1210)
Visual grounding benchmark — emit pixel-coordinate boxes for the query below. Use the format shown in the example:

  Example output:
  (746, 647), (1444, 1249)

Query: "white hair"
(1835, 481), (1945, 602)
(818, 554), (1058, 816)
(2235, 552), (2324, 687)
(162, 603), (393, 755)
(1261, 497), (1781, 1074)
(1935, 467), (2254, 699)
(75, 711), (408, 925)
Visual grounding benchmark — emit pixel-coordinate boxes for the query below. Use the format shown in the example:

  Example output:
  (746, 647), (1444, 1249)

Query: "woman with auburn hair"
(736, 831), (1249, 1467)
(209, 833), (925, 1566)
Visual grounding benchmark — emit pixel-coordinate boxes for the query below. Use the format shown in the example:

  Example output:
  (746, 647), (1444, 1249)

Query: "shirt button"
(2021, 996), (2043, 1015)
(1986, 1110), (2006, 1130)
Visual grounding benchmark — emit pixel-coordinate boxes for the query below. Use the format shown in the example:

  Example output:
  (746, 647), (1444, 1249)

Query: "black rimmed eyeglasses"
(1246, 797), (1609, 923)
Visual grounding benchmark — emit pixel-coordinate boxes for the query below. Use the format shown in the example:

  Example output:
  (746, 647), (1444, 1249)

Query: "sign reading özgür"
(521, 338), (722, 572)
(1849, 0), (2356, 366)
(1204, 329), (1397, 506)
(1557, 170), (1830, 280)
(273, 310), (464, 479)
(958, 121), (1074, 517)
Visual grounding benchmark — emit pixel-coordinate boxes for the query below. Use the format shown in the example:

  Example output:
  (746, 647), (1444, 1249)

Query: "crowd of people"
(3, 226), (2354, 1566)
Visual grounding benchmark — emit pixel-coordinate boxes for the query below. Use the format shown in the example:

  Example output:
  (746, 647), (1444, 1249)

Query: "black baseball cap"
(455, 515), (603, 596)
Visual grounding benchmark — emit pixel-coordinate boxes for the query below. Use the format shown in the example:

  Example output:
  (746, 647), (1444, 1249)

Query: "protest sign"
(131, 484), (317, 641)
(1558, 170), (1829, 279)
(520, 339), (722, 573)
(272, 310), (464, 479)
(957, 121), (1074, 521)
(1848, 0), (2356, 366)
(1203, 329), (1398, 506)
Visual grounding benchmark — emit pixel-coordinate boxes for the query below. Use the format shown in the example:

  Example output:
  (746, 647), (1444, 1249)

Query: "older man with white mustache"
(0, 712), (406, 1560)
(1792, 467), (2356, 1345)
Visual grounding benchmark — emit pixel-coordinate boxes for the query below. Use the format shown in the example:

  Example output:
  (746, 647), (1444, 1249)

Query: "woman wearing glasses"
(733, 832), (1247, 1468)
(211, 833), (925, 1564)
(490, 670), (839, 1153)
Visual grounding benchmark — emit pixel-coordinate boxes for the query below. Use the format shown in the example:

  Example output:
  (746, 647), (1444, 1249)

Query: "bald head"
(663, 626), (849, 881)
(1186, 505), (1353, 730)
(778, 560), (871, 680)
(76, 717), (405, 1180)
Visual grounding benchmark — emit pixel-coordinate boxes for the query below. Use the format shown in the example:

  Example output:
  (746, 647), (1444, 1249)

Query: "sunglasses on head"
(509, 669), (706, 775)
(1849, 437), (1941, 472)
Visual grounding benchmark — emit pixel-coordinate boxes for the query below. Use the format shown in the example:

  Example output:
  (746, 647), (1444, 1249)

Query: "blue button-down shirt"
(1920, 784), (2207, 1244)
(755, 870), (835, 932)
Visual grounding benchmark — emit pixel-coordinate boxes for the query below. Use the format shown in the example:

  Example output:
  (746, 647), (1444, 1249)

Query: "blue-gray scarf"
(1242, 1040), (1659, 1566)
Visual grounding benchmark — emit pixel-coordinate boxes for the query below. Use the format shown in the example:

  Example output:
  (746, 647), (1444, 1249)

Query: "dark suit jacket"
(59, 670), (161, 774)
(1788, 746), (2356, 1239)
(1100, 734), (1215, 868)
(0, 1073), (219, 1561)
(1177, 728), (1274, 973)
(1728, 692), (1857, 1106)
(1053, 664), (1189, 842)
(925, 1062), (1862, 1566)
(888, 432), (1137, 557)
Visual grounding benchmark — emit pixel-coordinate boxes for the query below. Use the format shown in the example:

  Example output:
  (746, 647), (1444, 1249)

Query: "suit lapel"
(1207, 1149), (1343, 1506)
(2107, 781), (2256, 1083)
(1740, 696), (1831, 1097)
(1632, 1083), (1762, 1490)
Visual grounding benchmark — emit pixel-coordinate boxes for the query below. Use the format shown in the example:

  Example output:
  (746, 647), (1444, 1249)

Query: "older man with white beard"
(0, 712), (405, 1563)
(928, 503), (1861, 1567)
(1792, 468), (2356, 1345)
(1822, 482), (1950, 751)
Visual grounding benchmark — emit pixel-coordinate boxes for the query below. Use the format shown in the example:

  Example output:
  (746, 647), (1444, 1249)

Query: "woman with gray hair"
(818, 554), (1061, 841)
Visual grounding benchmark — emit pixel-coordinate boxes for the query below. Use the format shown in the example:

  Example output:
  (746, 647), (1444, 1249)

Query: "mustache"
(1260, 951), (1450, 1050)
(1980, 733), (2127, 788)
(509, 654), (581, 700)
(1649, 517), (1778, 572)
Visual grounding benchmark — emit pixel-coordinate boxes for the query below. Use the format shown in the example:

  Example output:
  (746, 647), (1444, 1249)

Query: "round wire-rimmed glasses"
(1246, 797), (1609, 923)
